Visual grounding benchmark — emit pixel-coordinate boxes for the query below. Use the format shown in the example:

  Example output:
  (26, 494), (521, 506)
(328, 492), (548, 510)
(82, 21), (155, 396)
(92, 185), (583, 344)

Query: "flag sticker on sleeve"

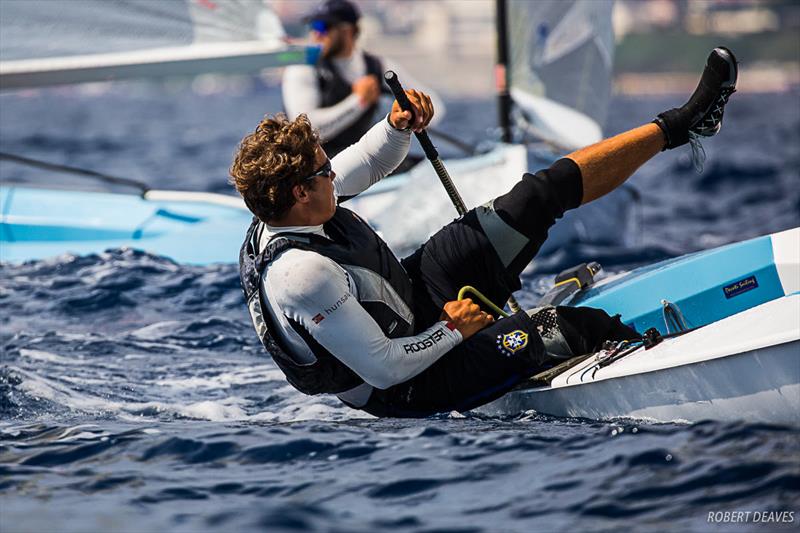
(312, 313), (325, 324)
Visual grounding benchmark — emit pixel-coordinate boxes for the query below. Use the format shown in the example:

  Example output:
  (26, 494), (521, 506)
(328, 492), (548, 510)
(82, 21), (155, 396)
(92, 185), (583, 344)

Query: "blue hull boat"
(0, 186), (252, 265)
(484, 227), (800, 424)
(0, 145), (636, 265)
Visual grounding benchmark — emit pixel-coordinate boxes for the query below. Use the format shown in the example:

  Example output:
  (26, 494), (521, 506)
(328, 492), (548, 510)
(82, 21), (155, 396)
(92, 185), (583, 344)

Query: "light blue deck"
(570, 234), (786, 334)
(1, 186), (253, 265)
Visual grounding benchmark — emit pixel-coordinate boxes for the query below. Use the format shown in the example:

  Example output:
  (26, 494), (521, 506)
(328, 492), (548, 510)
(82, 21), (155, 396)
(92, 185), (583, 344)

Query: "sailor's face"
(311, 22), (350, 58)
(305, 146), (337, 223)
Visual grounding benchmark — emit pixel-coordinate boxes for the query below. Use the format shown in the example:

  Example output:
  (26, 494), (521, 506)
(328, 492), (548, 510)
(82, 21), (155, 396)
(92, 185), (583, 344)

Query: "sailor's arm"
(331, 116), (410, 198)
(332, 89), (433, 199)
(268, 252), (461, 390)
(282, 65), (366, 140)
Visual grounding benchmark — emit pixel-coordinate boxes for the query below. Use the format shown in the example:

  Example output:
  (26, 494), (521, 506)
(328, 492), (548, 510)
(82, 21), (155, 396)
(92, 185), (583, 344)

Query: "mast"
(495, 0), (513, 143)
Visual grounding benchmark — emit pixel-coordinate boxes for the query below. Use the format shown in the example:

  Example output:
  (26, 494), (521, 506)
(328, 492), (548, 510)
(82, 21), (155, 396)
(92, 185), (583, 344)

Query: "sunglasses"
(310, 19), (330, 34)
(303, 159), (333, 182)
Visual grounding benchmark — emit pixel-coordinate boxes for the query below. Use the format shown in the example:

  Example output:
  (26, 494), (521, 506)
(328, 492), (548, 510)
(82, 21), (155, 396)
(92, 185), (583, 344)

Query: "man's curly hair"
(230, 113), (320, 223)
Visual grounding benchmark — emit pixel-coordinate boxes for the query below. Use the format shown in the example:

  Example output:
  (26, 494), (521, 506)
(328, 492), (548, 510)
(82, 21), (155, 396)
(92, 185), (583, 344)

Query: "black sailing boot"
(654, 47), (738, 151)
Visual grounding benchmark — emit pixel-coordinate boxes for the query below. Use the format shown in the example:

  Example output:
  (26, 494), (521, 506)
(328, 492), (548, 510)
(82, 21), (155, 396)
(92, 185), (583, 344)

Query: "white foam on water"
(10, 346), (375, 424)
(20, 349), (86, 365)
(11, 366), (252, 422)
(128, 321), (184, 339)
(176, 400), (247, 421)
(12, 362), (363, 424)
(249, 389), (374, 423)
(55, 424), (100, 440)
(14, 366), (120, 411)
(60, 375), (119, 386)
(58, 430), (113, 442)
(155, 365), (284, 390)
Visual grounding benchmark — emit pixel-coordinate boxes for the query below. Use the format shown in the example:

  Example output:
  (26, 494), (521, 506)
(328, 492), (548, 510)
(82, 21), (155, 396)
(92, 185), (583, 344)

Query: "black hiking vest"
(317, 51), (384, 157)
(239, 207), (415, 395)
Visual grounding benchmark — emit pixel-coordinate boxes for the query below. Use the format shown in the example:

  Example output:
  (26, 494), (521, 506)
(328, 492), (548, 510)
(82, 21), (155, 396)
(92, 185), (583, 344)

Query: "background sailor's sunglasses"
(303, 159), (332, 182)
(310, 19), (330, 34)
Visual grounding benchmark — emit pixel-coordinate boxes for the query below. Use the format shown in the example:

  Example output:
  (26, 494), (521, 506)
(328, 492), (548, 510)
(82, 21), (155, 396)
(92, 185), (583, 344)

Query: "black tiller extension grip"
(384, 70), (439, 161)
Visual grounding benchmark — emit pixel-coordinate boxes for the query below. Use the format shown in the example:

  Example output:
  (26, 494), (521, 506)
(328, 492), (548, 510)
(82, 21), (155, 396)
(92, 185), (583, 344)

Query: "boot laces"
(688, 86), (735, 173)
(692, 87), (735, 136)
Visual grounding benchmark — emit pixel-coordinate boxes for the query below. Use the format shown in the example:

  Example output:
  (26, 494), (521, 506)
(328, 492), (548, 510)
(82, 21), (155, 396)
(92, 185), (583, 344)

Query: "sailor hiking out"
(233, 48), (738, 417)
(282, 0), (444, 161)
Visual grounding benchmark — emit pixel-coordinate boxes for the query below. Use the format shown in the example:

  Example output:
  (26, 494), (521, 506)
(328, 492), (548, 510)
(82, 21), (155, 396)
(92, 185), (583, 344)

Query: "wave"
(1, 417), (797, 531)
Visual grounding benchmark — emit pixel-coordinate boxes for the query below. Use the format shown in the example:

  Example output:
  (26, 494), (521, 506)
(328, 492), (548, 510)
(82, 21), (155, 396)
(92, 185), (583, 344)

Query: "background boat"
(0, 144), (635, 264)
(0, 0), (635, 265)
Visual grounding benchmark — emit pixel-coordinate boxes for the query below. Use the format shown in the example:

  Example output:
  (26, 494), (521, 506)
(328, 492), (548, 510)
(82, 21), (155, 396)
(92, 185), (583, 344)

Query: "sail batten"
(0, 0), (303, 89)
(1, 43), (305, 90)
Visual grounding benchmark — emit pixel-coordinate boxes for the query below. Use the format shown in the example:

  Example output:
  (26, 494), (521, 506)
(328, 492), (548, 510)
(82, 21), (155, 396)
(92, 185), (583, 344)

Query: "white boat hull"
(482, 294), (800, 425)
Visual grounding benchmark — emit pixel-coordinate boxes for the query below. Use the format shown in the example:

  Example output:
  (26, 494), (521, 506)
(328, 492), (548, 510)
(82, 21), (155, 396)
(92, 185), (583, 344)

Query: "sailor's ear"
(292, 183), (311, 203)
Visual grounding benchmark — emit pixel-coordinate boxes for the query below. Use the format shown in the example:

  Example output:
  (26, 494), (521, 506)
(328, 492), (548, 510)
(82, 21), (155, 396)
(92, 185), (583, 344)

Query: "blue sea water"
(1, 81), (799, 532)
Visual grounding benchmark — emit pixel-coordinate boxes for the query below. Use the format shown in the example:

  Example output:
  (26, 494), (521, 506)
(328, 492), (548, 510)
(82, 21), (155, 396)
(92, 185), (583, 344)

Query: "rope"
(0, 151), (150, 195)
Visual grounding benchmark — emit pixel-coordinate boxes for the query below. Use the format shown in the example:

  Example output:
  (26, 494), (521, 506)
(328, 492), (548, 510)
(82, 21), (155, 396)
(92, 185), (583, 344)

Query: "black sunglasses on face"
(303, 159), (333, 182)
(310, 19), (330, 34)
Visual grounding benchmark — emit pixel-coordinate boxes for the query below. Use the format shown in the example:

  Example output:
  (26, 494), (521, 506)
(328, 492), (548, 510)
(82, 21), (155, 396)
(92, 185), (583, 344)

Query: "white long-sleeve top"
(258, 118), (462, 397)
(282, 49), (445, 143)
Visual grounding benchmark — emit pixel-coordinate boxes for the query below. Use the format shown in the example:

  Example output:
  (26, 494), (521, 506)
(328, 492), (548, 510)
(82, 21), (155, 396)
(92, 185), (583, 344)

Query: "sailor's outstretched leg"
(484, 123), (665, 281)
(572, 46), (738, 203)
(568, 123), (664, 204)
(486, 47), (738, 278)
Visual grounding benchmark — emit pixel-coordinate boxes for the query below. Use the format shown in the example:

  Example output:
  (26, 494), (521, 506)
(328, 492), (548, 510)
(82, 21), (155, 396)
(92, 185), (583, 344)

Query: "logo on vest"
(496, 330), (529, 357)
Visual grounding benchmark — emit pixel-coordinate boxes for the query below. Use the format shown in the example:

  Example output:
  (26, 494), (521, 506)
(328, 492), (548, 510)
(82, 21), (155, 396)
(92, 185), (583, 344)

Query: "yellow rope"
(457, 285), (510, 318)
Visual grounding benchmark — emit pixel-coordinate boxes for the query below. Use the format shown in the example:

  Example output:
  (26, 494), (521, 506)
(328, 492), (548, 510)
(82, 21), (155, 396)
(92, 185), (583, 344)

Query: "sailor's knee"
(493, 159), (583, 234)
(475, 202), (530, 268)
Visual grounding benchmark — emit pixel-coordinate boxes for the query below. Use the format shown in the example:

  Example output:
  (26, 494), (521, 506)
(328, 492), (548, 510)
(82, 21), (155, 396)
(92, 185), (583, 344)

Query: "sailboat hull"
(482, 228), (800, 424)
(483, 296), (800, 425)
(1, 145), (636, 264)
(0, 186), (252, 265)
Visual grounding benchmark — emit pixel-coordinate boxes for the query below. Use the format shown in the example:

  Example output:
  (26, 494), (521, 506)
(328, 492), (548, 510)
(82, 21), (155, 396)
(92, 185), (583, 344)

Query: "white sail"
(507, 0), (615, 150)
(0, 0), (305, 89)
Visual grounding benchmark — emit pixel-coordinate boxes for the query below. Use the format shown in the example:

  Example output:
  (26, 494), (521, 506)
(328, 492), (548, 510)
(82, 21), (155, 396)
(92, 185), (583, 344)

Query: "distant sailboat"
(505, 0), (615, 150)
(0, 0), (634, 265)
